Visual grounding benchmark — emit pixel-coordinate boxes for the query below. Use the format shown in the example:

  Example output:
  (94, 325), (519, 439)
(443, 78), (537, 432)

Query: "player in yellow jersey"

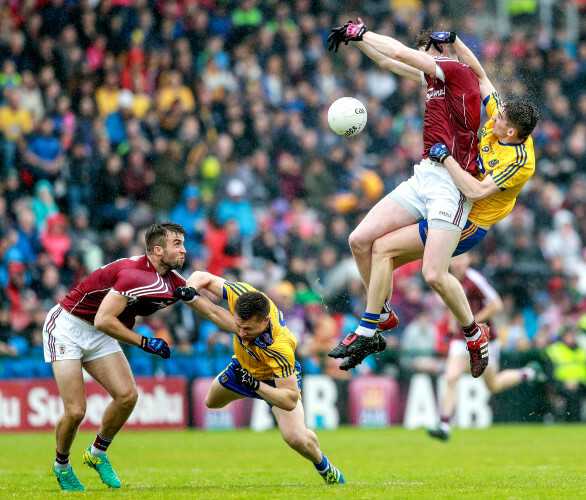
(341, 31), (539, 370)
(173, 272), (344, 485)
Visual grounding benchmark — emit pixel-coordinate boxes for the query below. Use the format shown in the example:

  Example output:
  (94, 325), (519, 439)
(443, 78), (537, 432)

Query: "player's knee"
(348, 229), (369, 253)
(64, 404), (87, 425)
(371, 237), (395, 259)
(205, 394), (223, 409)
(421, 265), (443, 290)
(117, 386), (139, 410)
(445, 373), (460, 386)
(282, 429), (308, 451)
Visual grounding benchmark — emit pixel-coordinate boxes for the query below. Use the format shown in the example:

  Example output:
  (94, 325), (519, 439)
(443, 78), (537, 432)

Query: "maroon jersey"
(460, 268), (499, 341)
(60, 255), (190, 329)
(423, 56), (481, 175)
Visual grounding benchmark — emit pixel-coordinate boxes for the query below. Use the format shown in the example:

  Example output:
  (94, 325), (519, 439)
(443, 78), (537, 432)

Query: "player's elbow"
(492, 298), (505, 315)
(467, 192), (485, 204)
(93, 313), (110, 332)
(282, 398), (298, 412)
(392, 46), (410, 64)
(467, 186), (493, 204)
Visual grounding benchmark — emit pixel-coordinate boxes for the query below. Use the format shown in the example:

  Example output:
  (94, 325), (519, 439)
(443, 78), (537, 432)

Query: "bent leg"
(83, 352), (138, 439)
(52, 359), (87, 455)
(422, 228), (474, 326)
(206, 377), (247, 408)
(483, 365), (524, 394)
(440, 354), (468, 417)
(349, 197), (417, 291)
(367, 224), (425, 314)
(273, 401), (322, 463)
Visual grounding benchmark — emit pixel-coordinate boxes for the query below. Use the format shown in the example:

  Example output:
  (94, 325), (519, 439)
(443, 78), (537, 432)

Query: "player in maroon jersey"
(45, 222), (237, 491)
(327, 22), (489, 375)
(428, 253), (545, 441)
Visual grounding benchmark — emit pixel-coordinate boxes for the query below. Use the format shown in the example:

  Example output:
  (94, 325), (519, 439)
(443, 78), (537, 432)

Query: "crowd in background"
(0, 0), (585, 382)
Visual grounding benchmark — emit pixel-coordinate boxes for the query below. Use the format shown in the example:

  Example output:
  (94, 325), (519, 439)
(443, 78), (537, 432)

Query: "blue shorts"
(418, 219), (488, 257)
(218, 357), (302, 406)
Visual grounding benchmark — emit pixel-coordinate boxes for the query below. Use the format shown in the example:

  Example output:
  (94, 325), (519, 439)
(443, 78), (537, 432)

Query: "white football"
(328, 97), (367, 137)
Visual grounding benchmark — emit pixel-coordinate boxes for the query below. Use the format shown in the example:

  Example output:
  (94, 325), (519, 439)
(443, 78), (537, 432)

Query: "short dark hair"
(414, 28), (434, 49)
(145, 222), (186, 253)
(234, 291), (271, 321)
(502, 99), (539, 140)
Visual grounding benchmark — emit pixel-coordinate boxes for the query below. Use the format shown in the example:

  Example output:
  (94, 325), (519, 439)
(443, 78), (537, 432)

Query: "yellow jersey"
(223, 281), (298, 380)
(468, 92), (535, 226)
(0, 106), (33, 141)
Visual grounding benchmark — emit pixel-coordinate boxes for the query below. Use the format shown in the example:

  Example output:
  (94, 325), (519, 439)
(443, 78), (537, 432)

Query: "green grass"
(2, 425), (585, 498)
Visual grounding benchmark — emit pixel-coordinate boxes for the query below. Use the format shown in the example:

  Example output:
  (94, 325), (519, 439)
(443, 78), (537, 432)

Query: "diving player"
(173, 273), (345, 485)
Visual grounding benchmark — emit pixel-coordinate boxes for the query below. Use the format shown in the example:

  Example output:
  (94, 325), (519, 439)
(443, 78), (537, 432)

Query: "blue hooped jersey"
(469, 92), (535, 226)
(223, 281), (297, 380)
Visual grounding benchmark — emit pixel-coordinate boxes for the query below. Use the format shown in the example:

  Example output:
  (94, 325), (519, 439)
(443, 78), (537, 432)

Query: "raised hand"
(344, 17), (367, 42)
(140, 336), (171, 359)
(327, 22), (350, 53)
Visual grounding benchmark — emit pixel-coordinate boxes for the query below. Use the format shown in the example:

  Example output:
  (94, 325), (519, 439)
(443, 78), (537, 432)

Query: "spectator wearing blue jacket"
(23, 118), (63, 183)
(216, 178), (257, 238)
(170, 184), (208, 258)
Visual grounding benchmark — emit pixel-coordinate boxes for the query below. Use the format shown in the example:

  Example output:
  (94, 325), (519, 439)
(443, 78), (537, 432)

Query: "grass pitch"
(3, 425), (585, 499)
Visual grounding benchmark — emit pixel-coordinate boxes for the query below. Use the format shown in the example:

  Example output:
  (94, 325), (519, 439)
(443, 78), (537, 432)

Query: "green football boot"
(82, 446), (121, 488)
(53, 463), (85, 491)
(320, 459), (345, 484)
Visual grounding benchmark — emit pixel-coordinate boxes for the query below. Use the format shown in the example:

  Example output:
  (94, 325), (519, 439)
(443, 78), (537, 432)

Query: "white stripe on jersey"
(121, 274), (169, 297)
(69, 287), (113, 315)
(465, 268), (499, 302)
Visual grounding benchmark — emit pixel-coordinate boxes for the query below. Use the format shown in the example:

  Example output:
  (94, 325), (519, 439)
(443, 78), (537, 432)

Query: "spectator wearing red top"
(40, 213), (71, 268)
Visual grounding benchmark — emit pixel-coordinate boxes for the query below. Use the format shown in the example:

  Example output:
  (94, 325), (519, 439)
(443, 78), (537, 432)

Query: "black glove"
(327, 22), (350, 53)
(425, 31), (457, 53)
(173, 286), (198, 302)
(233, 364), (260, 391)
(140, 336), (171, 359)
(429, 142), (452, 163)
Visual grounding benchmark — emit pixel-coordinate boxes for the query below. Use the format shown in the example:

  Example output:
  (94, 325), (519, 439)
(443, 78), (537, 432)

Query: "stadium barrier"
(0, 371), (551, 432)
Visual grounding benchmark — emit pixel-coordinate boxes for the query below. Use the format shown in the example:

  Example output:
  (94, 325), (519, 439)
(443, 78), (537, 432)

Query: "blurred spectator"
(170, 184), (208, 259)
(216, 179), (257, 238)
(544, 325), (586, 422)
(31, 180), (58, 231)
(23, 117), (64, 184)
(40, 213), (71, 268)
(6, 260), (38, 331)
(0, 87), (33, 177)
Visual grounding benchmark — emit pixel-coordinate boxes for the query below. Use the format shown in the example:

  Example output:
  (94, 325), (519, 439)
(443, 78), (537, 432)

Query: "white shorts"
(388, 159), (472, 230)
(449, 338), (500, 368)
(43, 305), (122, 363)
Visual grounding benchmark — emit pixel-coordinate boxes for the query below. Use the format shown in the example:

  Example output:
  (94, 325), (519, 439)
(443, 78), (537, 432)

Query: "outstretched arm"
(354, 41), (424, 83)
(185, 294), (238, 334)
(452, 36), (495, 99)
(185, 271), (226, 299)
(359, 31), (437, 77)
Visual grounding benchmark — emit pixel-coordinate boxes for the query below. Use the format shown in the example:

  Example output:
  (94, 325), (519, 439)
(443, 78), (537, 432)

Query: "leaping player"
(328, 28), (538, 370)
(327, 21), (491, 376)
